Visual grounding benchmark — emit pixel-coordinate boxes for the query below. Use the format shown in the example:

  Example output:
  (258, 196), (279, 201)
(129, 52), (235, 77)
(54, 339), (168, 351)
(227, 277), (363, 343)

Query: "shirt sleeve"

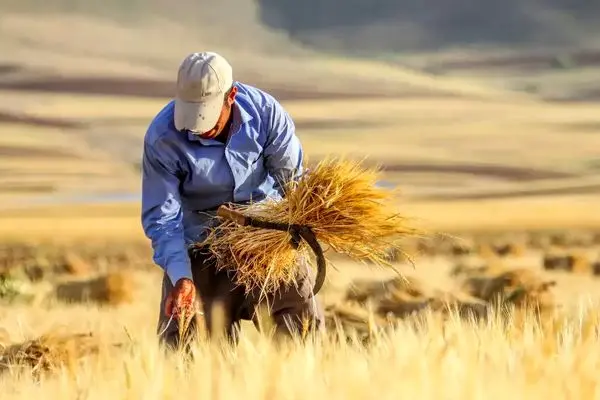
(140, 138), (192, 285)
(263, 98), (304, 197)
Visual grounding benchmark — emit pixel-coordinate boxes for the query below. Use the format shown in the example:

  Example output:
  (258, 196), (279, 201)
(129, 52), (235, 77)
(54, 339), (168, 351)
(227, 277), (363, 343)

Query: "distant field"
(2, 89), (600, 203)
(0, 118), (139, 200)
(2, 193), (600, 242)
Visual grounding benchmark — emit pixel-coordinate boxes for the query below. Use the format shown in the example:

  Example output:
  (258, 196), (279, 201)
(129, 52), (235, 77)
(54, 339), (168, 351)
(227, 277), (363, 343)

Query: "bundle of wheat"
(54, 271), (134, 305)
(427, 291), (489, 321)
(461, 267), (556, 311)
(324, 303), (391, 342)
(197, 157), (421, 294)
(344, 276), (426, 305)
(0, 332), (114, 378)
(542, 250), (592, 274)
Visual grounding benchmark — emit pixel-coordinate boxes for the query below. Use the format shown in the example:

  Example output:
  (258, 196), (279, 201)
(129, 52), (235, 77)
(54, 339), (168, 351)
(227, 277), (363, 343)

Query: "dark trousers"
(156, 247), (325, 349)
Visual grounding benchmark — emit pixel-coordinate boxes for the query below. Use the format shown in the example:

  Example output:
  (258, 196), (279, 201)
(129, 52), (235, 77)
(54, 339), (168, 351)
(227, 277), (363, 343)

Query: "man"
(141, 51), (324, 349)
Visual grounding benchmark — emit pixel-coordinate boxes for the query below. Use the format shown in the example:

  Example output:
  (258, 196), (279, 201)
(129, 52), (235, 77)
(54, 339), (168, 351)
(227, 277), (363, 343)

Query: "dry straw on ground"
(459, 267), (557, 312)
(198, 157), (421, 294)
(3, 305), (600, 399)
(0, 332), (111, 379)
(54, 271), (134, 305)
(344, 276), (427, 305)
(341, 275), (489, 326)
(542, 250), (593, 274)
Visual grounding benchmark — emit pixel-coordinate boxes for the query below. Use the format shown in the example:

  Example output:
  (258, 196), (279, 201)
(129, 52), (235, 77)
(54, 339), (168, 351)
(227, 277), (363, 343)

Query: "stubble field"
(1, 198), (600, 398)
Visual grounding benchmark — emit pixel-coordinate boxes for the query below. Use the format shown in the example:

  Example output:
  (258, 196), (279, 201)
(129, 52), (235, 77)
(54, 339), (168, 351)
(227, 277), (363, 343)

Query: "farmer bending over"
(141, 51), (325, 348)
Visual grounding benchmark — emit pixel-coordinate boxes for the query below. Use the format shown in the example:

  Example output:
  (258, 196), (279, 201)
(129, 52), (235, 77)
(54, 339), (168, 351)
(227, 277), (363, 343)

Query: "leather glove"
(165, 278), (196, 319)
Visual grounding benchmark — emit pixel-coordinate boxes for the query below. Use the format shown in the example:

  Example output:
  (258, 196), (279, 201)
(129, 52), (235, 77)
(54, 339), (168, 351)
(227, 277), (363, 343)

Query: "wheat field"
(1, 205), (600, 399)
(2, 304), (600, 399)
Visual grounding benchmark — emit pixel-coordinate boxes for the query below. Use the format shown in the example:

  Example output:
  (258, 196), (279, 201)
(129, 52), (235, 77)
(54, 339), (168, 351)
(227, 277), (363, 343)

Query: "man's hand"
(165, 278), (196, 319)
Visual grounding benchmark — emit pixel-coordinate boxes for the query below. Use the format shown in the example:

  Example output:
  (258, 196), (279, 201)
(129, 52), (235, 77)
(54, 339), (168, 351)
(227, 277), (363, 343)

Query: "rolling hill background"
(1, 1), (599, 206)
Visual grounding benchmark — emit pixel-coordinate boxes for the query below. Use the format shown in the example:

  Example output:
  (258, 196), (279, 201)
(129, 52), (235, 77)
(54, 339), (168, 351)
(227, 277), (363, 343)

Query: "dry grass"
(0, 228), (600, 398)
(198, 157), (421, 294)
(0, 204), (599, 398)
(1, 303), (600, 399)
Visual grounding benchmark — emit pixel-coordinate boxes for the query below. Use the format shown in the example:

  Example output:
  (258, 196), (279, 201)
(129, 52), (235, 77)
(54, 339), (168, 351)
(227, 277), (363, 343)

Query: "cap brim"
(174, 97), (222, 133)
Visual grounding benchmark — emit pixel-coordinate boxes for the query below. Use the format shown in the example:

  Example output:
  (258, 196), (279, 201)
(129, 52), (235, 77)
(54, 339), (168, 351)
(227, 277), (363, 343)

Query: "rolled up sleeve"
(263, 99), (304, 196)
(140, 138), (192, 285)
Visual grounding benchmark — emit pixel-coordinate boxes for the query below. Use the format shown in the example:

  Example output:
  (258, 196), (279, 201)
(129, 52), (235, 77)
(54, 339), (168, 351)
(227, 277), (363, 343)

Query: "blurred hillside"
(3, 0), (600, 54)
(1, 0), (600, 206)
(259, 0), (600, 53)
(2, 0), (600, 97)
(1, 0), (599, 98)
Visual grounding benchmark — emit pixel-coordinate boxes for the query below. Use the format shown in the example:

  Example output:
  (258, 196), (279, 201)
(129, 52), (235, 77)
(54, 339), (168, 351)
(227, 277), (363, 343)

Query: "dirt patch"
(0, 75), (448, 101)
(0, 76), (177, 98)
(551, 122), (600, 133)
(425, 50), (600, 73)
(0, 77), (366, 100)
(0, 64), (22, 75)
(0, 145), (80, 159)
(0, 111), (85, 129)
(303, 160), (575, 184)
(294, 119), (389, 131)
(546, 88), (600, 103)
(0, 183), (56, 194)
(375, 162), (574, 181)
(422, 183), (600, 201)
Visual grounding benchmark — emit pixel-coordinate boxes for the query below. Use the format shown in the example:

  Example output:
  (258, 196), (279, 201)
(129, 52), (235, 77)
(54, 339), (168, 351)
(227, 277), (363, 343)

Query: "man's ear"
(226, 86), (238, 105)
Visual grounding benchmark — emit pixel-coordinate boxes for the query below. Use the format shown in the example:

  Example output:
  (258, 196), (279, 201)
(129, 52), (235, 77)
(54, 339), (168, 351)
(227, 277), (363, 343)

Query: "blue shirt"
(140, 82), (304, 285)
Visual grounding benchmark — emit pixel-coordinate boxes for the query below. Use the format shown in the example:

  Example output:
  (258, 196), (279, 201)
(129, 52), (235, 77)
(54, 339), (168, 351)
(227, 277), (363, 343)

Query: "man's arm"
(140, 138), (192, 285)
(263, 97), (304, 196)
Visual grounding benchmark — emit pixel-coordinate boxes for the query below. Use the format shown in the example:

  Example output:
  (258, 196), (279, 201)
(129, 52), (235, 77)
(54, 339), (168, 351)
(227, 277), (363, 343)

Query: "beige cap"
(174, 52), (233, 133)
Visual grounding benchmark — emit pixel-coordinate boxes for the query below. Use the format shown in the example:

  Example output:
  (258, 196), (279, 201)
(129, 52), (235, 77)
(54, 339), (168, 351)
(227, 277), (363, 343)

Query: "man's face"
(198, 86), (238, 139)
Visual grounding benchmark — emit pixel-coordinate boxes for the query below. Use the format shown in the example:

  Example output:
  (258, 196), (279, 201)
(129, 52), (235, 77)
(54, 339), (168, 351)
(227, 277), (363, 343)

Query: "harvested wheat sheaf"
(198, 157), (421, 294)
(0, 332), (111, 378)
(54, 271), (134, 305)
